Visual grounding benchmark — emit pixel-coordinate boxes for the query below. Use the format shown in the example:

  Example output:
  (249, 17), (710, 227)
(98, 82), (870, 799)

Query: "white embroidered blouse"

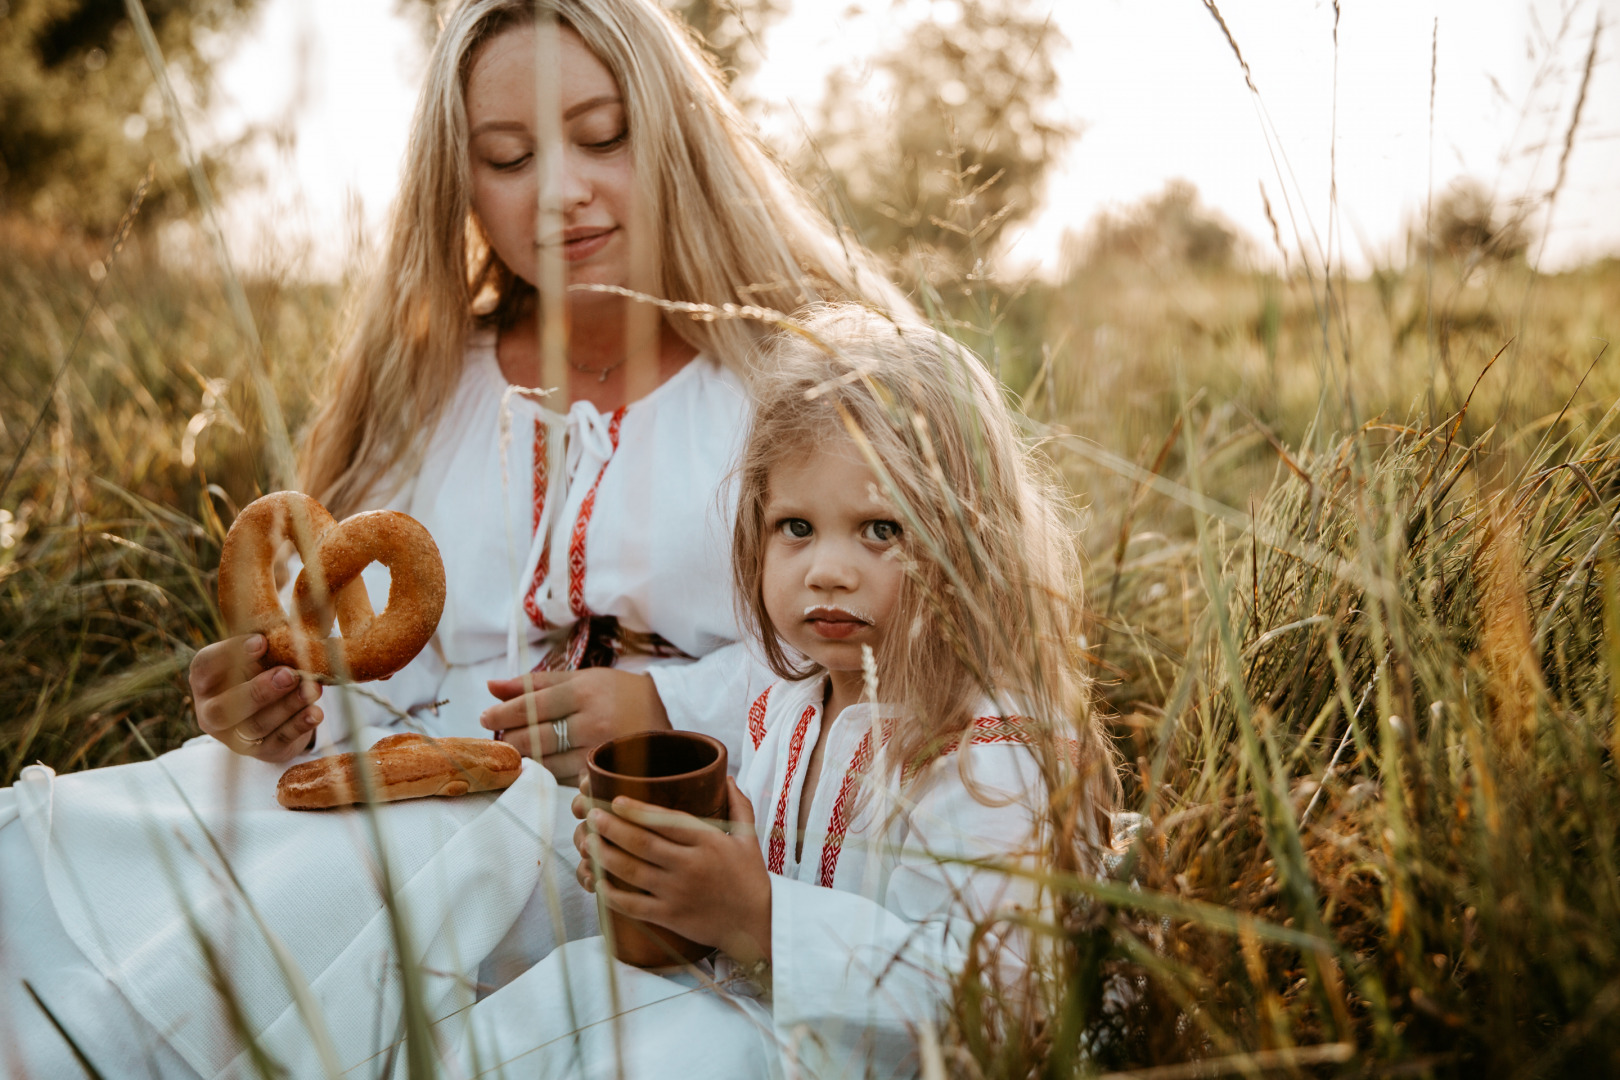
(734, 677), (1046, 1078)
(316, 331), (768, 758)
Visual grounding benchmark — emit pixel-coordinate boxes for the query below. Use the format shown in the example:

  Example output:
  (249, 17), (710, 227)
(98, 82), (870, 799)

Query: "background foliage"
(0, 0), (261, 230)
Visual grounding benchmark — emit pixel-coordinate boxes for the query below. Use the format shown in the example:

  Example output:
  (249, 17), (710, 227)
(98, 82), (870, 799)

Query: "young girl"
(426, 305), (1117, 1078)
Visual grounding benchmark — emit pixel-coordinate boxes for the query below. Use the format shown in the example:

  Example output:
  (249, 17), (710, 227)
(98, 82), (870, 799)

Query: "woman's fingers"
(479, 684), (578, 734)
(255, 706), (322, 763)
(198, 664), (319, 738)
(482, 672), (578, 720)
(486, 669), (575, 699)
(189, 634), (267, 698)
(538, 748), (588, 782)
(240, 677), (323, 743)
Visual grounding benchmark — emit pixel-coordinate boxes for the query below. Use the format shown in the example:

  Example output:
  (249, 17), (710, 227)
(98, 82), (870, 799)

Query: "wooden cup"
(585, 730), (728, 967)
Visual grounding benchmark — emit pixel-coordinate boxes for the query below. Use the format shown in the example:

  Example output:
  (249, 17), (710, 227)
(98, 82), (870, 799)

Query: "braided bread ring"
(218, 492), (446, 681)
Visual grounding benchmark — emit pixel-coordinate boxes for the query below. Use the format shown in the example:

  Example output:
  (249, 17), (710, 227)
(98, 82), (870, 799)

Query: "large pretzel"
(217, 492), (446, 682)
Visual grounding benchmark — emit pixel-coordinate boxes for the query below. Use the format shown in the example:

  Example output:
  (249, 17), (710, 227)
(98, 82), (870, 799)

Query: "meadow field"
(5, 184), (1619, 1075)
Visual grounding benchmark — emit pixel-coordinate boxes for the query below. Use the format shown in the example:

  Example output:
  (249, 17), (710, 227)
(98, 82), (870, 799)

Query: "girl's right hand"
(189, 634), (324, 762)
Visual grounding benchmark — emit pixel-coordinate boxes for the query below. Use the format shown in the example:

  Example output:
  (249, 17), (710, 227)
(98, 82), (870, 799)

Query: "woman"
(192, 0), (906, 773)
(0, 2), (909, 1076)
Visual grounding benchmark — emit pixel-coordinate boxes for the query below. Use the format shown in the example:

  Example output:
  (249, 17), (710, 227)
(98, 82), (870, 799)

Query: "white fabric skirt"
(417, 936), (780, 1080)
(0, 731), (574, 1079)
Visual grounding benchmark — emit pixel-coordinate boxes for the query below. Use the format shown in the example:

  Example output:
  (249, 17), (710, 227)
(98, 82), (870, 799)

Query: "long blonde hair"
(301, 0), (909, 517)
(733, 305), (1117, 828)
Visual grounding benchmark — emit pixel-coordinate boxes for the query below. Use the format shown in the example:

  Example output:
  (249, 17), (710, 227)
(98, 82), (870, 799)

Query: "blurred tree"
(803, 0), (1073, 274)
(1069, 179), (1242, 272)
(1418, 178), (1531, 265)
(0, 0), (262, 233)
(665, 0), (786, 87)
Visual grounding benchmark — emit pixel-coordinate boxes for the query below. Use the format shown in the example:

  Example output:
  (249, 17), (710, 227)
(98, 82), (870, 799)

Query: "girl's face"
(465, 24), (634, 292)
(761, 435), (906, 677)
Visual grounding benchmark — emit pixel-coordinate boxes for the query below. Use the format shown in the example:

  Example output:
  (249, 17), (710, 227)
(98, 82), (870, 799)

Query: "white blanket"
(3, 729), (556, 1079)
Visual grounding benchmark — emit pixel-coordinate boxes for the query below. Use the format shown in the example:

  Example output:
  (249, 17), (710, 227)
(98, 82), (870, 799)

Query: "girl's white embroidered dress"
(0, 336), (768, 1078)
(427, 676), (1045, 1080)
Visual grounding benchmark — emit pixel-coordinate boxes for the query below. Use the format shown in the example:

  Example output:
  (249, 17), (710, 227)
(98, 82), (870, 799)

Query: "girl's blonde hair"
(734, 305), (1117, 831)
(301, 0), (909, 517)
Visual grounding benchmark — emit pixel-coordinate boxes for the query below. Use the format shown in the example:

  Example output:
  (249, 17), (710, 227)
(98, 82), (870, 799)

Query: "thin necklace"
(569, 356), (625, 383)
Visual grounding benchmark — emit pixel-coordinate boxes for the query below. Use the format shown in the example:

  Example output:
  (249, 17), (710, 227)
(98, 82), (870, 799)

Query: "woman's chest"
(403, 358), (750, 649)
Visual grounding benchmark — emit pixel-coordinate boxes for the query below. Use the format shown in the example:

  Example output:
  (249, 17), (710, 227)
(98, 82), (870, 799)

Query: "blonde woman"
(192, 0), (906, 772)
(0, 2), (910, 1075)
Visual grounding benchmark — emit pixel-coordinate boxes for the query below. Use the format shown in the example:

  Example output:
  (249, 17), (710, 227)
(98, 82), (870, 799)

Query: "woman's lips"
(561, 227), (616, 262)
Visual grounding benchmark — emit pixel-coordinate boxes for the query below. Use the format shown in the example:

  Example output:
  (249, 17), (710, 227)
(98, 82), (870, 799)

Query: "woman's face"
(465, 23), (634, 291)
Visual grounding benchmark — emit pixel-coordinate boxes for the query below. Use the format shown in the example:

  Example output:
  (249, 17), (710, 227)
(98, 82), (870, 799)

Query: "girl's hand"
(481, 669), (671, 780)
(190, 634), (323, 762)
(573, 777), (772, 966)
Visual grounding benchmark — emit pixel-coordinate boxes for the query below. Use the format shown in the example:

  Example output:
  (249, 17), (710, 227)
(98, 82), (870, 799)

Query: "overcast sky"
(209, 0), (1619, 279)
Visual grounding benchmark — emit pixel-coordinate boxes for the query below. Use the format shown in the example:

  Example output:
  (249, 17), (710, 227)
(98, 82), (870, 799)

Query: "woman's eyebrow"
(469, 119), (528, 138)
(563, 95), (621, 121)
(467, 97), (619, 140)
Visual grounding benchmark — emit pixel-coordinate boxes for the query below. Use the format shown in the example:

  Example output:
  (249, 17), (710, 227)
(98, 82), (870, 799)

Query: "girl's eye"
(863, 520), (902, 543)
(779, 518), (812, 540)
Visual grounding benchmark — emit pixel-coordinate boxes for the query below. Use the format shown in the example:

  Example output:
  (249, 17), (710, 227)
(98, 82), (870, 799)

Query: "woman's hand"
(572, 777), (772, 967)
(482, 669), (671, 779)
(189, 634), (324, 763)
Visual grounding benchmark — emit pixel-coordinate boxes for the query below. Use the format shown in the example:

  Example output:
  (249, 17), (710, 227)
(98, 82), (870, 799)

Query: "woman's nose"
(553, 148), (592, 212)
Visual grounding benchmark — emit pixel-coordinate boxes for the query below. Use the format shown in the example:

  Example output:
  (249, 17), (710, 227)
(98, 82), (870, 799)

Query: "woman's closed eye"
(862, 520), (902, 544)
(489, 152), (532, 172)
(584, 128), (628, 152)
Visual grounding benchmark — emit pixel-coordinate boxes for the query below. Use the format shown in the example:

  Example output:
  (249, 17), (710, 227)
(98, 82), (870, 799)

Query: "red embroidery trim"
(567, 407), (627, 620)
(523, 420), (551, 628)
(766, 704), (817, 875)
(747, 686), (773, 751)
(817, 728), (873, 887)
(901, 714), (1080, 783)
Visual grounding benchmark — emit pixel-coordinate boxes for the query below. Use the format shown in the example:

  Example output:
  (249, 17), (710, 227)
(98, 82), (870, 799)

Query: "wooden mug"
(585, 730), (728, 967)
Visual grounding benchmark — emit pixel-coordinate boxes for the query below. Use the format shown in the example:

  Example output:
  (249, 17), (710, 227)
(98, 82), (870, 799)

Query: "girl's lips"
(562, 228), (616, 262)
(807, 618), (866, 640)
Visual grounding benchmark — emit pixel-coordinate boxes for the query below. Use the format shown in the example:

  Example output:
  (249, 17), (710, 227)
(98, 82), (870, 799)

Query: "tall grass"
(6, 206), (1618, 1073)
(5, 29), (1620, 1067)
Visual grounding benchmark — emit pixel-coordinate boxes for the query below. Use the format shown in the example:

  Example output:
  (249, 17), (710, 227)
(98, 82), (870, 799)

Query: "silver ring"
(229, 726), (266, 749)
(550, 718), (571, 754)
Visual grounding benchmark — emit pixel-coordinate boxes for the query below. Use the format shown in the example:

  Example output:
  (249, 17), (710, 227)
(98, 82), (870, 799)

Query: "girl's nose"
(804, 541), (860, 592)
